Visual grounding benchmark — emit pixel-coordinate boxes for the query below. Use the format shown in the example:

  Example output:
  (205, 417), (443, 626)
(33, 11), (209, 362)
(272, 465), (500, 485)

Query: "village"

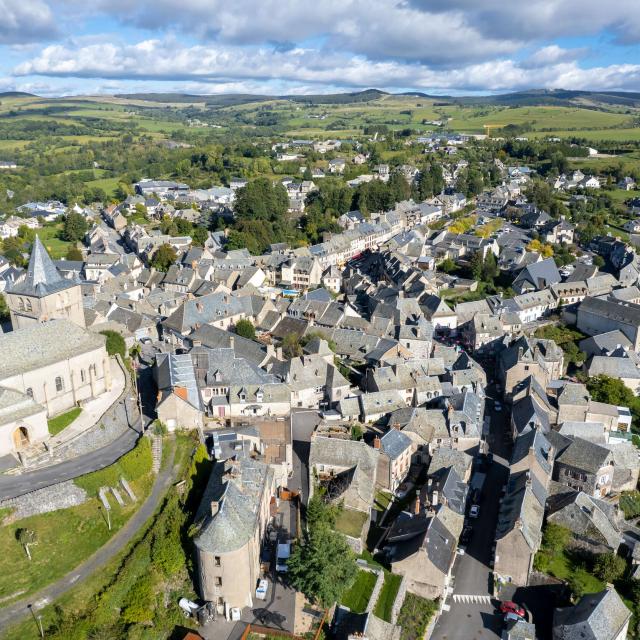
(1, 132), (640, 640)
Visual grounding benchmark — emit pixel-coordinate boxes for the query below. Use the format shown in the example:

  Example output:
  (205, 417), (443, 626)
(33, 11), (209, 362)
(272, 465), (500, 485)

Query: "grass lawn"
(334, 508), (368, 538)
(47, 407), (81, 436)
(37, 223), (71, 259)
(0, 466), (154, 605)
(0, 436), (156, 605)
(340, 570), (377, 613)
(397, 593), (438, 640)
(373, 572), (402, 622)
(373, 490), (393, 513)
(537, 548), (605, 595)
(620, 491), (640, 519)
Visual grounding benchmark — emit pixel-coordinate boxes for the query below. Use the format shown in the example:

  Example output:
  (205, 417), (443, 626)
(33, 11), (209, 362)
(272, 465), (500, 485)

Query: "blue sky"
(2, 0), (640, 96)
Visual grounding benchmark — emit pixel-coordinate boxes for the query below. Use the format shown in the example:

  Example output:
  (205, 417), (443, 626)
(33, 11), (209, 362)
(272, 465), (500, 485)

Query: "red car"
(500, 601), (525, 618)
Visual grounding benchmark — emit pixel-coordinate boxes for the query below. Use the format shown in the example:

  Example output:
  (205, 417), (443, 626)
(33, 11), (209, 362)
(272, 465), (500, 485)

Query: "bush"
(235, 319), (256, 340)
(100, 330), (126, 359)
(594, 553), (626, 582)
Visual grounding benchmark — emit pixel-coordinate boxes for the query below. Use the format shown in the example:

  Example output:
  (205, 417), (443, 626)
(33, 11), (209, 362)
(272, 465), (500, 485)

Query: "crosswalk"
(452, 594), (493, 604)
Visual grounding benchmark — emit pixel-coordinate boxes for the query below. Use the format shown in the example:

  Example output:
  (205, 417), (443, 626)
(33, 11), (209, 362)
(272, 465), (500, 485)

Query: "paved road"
(432, 378), (512, 640)
(0, 426), (141, 500)
(0, 436), (177, 634)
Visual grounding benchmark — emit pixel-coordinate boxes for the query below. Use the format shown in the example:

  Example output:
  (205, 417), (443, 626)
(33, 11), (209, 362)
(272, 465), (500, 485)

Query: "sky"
(2, 0), (640, 97)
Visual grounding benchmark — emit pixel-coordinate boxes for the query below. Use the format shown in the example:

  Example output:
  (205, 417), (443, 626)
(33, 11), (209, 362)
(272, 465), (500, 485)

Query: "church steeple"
(9, 236), (67, 297)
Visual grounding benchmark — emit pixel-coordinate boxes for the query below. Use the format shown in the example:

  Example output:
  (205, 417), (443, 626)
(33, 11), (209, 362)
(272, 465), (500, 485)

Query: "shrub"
(100, 330), (126, 359)
(235, 319), (256, 340)
(594, 553), (626, 582)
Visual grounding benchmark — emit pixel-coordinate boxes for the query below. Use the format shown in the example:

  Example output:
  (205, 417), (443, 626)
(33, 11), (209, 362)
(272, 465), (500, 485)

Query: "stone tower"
(6, 236), (85, 329)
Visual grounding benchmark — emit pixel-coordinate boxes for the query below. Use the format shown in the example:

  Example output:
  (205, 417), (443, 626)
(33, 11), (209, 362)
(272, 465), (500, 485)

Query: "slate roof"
(8, 235), (74, 297)
(380, 428), (413, 460)
(189, 324), (267, 366)
(513, 257), (561, 291)
(0, 387), (46, 426)
(194, 458), (273, 554)
(552, 587), (631, 640)
(556, 437), (612, 474)
(0, 319), (105, 379)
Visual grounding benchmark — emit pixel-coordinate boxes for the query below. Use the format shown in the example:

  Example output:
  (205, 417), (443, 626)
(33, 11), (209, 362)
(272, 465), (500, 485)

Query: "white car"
(470, 504), (480, 518)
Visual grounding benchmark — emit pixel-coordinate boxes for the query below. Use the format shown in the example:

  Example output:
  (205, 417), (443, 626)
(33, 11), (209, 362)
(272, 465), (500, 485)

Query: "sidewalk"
(50, 358), (127, 447)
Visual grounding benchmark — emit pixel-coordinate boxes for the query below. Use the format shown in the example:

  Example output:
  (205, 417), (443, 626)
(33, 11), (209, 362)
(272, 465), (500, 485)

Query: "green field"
(529, 127), (640, 141)
(37, 224), (72, 259)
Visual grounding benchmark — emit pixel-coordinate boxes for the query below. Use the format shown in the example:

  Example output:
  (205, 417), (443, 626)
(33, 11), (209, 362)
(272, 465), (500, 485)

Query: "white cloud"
(14, 38), (640, 94)
(0, 0), (58, 44)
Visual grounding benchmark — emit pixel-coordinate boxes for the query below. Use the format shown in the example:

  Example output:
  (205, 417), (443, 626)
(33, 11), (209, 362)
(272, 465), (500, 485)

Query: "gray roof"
(0, 320), (106, 379)
(195, 458), (273, 554)
(8, 235), (74, 297)
(380, 428), (413, 460)
(556, 437), (612, 474)
(553, 587), (631, 640)
(513, 257), (561, 290)
(0, 387), (46, 426)
(189, 324), (266, 366)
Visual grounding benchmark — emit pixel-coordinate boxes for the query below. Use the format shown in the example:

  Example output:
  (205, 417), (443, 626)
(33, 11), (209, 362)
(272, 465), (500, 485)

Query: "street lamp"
(27, 604), (44, 638)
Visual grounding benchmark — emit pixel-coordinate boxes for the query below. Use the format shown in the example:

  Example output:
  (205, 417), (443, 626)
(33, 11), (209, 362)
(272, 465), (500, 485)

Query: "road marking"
(452, 594), (493, 604)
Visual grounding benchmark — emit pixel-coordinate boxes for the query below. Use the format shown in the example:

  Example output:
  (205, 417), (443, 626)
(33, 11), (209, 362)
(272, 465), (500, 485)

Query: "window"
(214, 556), (221, 567)
(26, 388), (33, 398)
(55, 377), (64, 392)
(215, 577), (222, 586)
(80, 369), (86, 383)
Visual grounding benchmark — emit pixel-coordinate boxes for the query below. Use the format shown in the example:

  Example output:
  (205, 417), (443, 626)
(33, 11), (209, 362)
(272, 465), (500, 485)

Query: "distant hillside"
(285, 89), (389, 104)
(115, 93), (272, 107)
(0, 92), (36, 99)
(451, 89), (640, 109)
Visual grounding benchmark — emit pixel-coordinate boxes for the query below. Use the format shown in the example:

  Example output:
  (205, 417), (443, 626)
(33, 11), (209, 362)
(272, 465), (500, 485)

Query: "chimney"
(373, 436), (381, 449)
(413, 493), (421, 515)
(518, 346), (523, 360)
(210, 501), (219, 517)
(276, 346), (283, 360)
(393, 422), (401, 430)
(192, 338), (202, 347)
(431, 489), (438, 507)
(229, 335), (235, 351)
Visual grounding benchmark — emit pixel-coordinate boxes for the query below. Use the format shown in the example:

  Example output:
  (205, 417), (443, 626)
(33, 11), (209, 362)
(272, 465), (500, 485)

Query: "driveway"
(431, 379), (512, 640)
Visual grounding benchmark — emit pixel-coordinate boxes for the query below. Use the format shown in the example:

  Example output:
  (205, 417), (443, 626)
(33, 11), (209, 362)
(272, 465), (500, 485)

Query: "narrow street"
(431, 374), (512, 640)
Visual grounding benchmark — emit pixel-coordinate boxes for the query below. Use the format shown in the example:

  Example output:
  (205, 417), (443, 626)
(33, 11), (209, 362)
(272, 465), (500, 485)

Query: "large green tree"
(287, 498), (357, 607)
(63, 212), (89, 242)
(150, 243), (177, 272)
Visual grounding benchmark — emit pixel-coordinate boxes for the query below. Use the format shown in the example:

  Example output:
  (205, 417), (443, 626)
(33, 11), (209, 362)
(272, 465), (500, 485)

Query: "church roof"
(8, 236), (74, 297)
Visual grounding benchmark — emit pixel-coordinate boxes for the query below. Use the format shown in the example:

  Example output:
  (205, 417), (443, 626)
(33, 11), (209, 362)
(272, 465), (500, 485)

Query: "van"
(276, 542), (291, 572)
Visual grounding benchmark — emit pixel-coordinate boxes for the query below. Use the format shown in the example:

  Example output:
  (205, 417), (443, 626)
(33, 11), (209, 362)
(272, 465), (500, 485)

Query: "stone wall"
(0, 480), (88, 523)
(366, 568), (385, 614)
(391, 575), (408, 625)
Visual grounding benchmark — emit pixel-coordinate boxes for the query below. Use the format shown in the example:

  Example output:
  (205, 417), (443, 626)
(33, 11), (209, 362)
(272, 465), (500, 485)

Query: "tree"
(150, 243), (177, 272)
(16, 528), (37, 560)
(593, 255), (605, 268)
(62, 212), (88, 242)
(439, 257), (456, 273)
(542, 523), (570, 554)
(100, 330), (126, 359)
(0, 293), (9, 322)
(235, 319), (256, 340)
(66, 245), (83, 261)
(287, 516), (357, 607)
(191, 225), (209, 247)
(594, 552), (626, 582)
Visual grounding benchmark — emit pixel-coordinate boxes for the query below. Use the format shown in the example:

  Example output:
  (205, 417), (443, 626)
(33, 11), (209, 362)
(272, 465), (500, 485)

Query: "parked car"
(504, 611), (524, 626)
(500, 601), (525, 618)
(469, 504), (480, 518)
(395, 481), (414, 499)
(460, 525), (473, 545)
(276, 542), (291, 573)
